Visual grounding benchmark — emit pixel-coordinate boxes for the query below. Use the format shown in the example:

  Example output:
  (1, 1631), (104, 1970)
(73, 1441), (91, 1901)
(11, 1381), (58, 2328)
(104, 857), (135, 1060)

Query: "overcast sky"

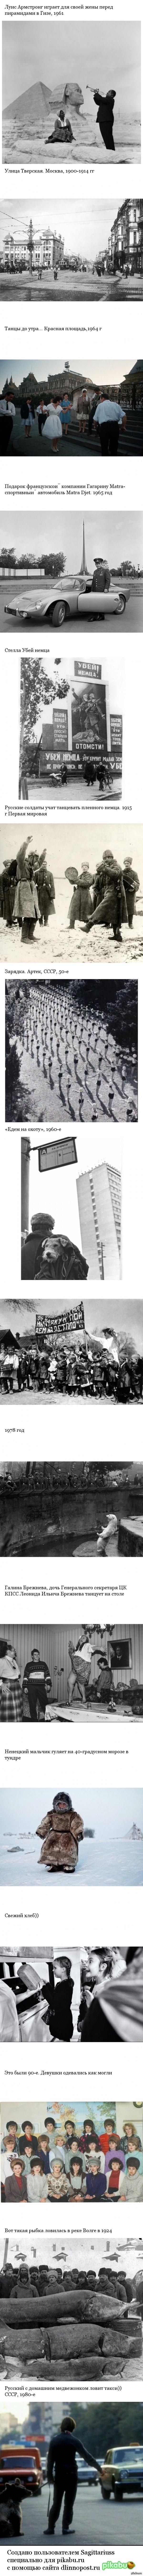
(0, 194), (122, 262)
(0, 1294), (143, 1351)
(2, 22), (140, 115)
(0, 507), (142, 572)
(85, 1298), (143, 1350)
(1, 1783), (143, 1837)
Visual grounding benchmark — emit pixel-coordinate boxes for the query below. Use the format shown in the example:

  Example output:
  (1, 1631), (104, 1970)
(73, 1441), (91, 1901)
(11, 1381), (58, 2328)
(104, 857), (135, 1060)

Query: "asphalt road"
(13, 2478), (143, 2545)
(1, 577), (143, 632)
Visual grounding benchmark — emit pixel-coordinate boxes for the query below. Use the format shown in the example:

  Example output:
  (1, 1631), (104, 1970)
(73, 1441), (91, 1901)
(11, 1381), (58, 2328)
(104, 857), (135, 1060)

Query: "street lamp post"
(28, 218), (34, 277)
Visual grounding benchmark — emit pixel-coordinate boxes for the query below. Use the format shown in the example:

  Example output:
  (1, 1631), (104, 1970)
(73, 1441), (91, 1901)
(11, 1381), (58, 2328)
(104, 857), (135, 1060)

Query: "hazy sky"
(1, 1784), (143, 1837)
(0, 2404), (30, 2430)
(1, 1295), (143, 1347)
(86, 1298), (143, 1350)
(0, 820), (142, 877)
(2, 22), (140, 115)
(0, 507), (142, 574)
(0, 194), (122, 261)
(0, 358), (132, 393)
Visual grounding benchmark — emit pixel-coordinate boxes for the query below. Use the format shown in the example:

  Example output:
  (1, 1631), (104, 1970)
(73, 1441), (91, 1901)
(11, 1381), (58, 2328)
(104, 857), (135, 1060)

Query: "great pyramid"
(3, 80), (52, 124)
(3, 77), (83, 126)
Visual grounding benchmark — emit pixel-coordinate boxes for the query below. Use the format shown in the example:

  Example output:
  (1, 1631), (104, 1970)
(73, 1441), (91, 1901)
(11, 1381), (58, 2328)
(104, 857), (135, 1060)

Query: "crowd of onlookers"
(1, 2109), (143, 2202)
(0, 1334), (143, 1402)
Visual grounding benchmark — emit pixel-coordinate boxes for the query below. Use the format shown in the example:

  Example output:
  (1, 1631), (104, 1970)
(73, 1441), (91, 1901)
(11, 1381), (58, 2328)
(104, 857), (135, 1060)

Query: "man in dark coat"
(85, 848), (128, 940)
(47, 2415), (96, 2533)
(0, 866), (15, 925)
(88, 86), (115, 150)
(123, 856), (140, 924)
(48, 1956), (74, 2041)
(38, 864), (55, 925)
(92, 557), (110, 592)
(20, 397), (35, 423)
(21, 1213), (88, 1282)
(23, 1645), (51, 1719)
(68, 864), (93, 928)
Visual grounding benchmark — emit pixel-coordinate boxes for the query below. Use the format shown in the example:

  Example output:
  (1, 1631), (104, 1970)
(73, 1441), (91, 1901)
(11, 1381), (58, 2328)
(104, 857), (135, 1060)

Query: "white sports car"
(4, 573), (130, 627)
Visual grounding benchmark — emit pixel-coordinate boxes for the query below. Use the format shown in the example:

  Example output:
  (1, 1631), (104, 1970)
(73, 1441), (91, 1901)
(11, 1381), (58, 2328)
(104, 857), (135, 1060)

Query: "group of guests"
(0, 1640), (52, 1724)
(0, 1632), (142, 1723)
(1, 2110), (143, 2203)
(0, 387), (128, 455)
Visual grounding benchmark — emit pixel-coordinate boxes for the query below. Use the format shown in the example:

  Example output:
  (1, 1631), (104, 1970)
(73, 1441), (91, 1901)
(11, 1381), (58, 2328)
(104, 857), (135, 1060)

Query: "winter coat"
(36, 1806), (84, 1871)
(14, 874), (39, 924)
(69, 880), (93, 927)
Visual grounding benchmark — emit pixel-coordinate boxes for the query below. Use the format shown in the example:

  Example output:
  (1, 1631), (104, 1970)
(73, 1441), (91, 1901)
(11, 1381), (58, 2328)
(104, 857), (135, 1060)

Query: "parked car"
(97, 2445), (143, 2499)
(4, 573), (130, 627)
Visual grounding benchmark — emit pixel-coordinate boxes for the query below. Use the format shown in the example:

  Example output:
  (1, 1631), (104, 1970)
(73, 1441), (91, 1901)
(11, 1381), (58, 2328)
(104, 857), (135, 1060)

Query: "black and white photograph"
(0, 2236), (143, 2379)
(18, 652), (123, 806)
(0, 1460), (143, 1556)
(77, 1950), (143, 2046)
(1, 508), (143, 635)
(5, 975), (138, 1125)
(0, 2397), (143, 2544)
(0, 1947), (143, 2047)
(1, 193), (143, 300)
(20, 1134), (122, 1285)
(1, 2095), (143, 2194)
(1, 1297), (143, 1406)
(2, 23), (141, 166)
(1, 821), (143, 964)
(0, 1617), (143, 1723)
(0, 358), (143, 456)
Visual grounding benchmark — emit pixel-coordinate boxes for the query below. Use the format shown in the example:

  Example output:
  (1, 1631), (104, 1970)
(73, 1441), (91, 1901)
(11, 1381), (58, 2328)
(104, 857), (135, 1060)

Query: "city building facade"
(108, 199), (143, 275)
(3, 226), (64, 273)
(77, 1166), (121, 1282)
